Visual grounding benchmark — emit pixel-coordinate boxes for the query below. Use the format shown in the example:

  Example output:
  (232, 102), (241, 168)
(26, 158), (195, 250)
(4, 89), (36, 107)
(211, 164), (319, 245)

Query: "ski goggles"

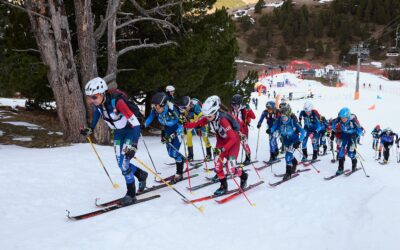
(89, 94), (99, 100)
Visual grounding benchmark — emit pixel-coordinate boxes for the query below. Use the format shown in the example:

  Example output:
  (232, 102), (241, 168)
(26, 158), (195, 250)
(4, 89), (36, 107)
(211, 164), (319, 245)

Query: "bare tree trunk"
(74, 0), (110, 144)
(106, 0), (120, 87)
(26, 0), (86, 142)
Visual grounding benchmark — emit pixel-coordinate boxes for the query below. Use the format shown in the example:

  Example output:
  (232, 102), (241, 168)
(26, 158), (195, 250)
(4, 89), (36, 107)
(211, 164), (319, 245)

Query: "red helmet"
(375, 125), (380, 130)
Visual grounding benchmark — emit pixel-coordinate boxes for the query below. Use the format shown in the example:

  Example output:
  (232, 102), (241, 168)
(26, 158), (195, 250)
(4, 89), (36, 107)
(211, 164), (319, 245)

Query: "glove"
(293, 141), (301, 149)
(257, 124), (261, 129)
(140, 123), (146, 130)
(239, 133), (246, 141)
(178, 115), (187, 125)
(80, 127), (92, 136)
(213, 147), (224, 156)
(124, 145), (137, 158)
(161, 133), (175, 144)
(266, 128), (271, 134)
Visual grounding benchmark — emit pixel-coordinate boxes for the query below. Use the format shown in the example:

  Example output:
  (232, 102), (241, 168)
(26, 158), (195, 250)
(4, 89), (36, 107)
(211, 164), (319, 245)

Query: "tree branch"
(128, 0), (180, 16)
(118, 41), (177, 57)
(116, 16), (178, 32)
(11, 48), (40, 53)
(0, 0), (51, 22)
(94, 2), (120, 41)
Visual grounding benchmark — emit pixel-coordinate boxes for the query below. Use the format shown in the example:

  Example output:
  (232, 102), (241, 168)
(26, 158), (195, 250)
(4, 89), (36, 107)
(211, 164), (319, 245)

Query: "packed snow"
(1, 70), (400, 250)
(0, 98), (26, 108)
(2, 121), (44, 130)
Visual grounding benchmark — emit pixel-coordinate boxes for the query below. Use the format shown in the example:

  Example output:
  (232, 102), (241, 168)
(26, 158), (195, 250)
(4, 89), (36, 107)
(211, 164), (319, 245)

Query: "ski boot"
(291, 158), (298, 173)
(187, 146), (194, 162)
(170, 161), (184, 184)
(301, 148), (308, 162)
(351, 158), (357, 172)
(283, 165), (293, 181)
(214, 178), (228, 196)
(312, 149), (318, 161)
(336, 158), (344, 175)
(243, 154), (251, 166)
(121, 182), (137, 205)
(240, 172), (248, 189)
(134, 168), (148, 192)
(205, 146), (213, 161)
(268, 152), (277, 163)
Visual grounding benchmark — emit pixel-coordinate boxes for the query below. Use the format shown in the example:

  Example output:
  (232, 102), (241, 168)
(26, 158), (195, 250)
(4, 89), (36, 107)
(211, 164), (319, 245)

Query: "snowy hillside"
(1, 71), (400, 250)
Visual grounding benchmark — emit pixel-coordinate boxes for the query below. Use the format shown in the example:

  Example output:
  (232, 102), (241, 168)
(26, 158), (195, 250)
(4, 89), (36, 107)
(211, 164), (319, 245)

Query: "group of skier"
(81, 76), (375, 206)
(371, 125), (399, 164)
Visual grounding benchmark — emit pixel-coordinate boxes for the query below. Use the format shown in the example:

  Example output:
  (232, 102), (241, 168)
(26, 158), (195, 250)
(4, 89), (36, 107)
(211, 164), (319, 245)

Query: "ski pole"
(357, 156), (370, 178)
(226, 158), (256, 207)
(134, 157), (204, 213)
(181, 134), (193, 193)
(86, 137), (119, 189)
(140, 135), (161, 175)
(240, 141), (262, 180)
(357, 151), (365, 162)
(255, 128), (260, 160)
(297, 149), (320, 173)
(198, 131), (210, 173)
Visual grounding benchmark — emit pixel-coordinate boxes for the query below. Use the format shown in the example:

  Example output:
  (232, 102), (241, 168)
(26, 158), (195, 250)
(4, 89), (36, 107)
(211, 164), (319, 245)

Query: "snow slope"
(1, 70), (400, 250)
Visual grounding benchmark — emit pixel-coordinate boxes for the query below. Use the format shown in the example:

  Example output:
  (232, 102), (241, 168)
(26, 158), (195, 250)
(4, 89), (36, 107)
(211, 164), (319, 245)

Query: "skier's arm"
(89, 107), (101, 129)
(184, 116), (208, 129)
(257, 111), (267, 127)
(219, 118), (237, 157)
(295, 120), (306, 141)
(144, 110), (156, 128)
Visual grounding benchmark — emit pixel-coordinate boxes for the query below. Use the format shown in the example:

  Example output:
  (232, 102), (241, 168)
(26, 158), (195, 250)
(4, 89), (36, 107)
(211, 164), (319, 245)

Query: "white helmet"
(202, 96), (220, 116)
(165, 85), (175, 92)
(303, 101), (313, 112)
(85, 77), (108, 96)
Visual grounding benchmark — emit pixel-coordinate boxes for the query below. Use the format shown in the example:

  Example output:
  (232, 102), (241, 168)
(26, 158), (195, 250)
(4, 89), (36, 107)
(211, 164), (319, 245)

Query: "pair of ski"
(256, 159), (282, 171)
(155, 165), (202, 183)
(67, 174), (199, 220)
(183, 181), (264, 204)
(268, 168), (312, 187)
(324, 168), (361, 180)
(203, 160), (259, 172)
(187, 169), (251, 191)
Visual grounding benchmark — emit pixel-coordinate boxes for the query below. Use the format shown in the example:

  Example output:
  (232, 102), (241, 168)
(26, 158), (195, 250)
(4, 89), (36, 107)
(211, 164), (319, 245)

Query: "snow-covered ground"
(0, 98), (26, 109)
(1, 70), (400, 250)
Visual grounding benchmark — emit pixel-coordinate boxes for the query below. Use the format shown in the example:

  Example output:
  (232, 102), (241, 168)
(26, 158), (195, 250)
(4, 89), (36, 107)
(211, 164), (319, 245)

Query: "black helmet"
(177, 96), (191, 110)
(231, 94), (243, 106)
(151, 92), (168, 107)
(280, 103), (291, 116)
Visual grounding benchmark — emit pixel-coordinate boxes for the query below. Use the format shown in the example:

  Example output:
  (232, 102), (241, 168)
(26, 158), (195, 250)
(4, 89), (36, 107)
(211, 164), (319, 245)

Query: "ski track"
(1, 70), (400, 250)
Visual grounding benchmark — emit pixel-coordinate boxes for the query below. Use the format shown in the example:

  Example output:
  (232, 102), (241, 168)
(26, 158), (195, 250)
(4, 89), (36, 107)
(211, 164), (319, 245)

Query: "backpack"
(107, 89), (144, 123)
(219, 111), (240, 132)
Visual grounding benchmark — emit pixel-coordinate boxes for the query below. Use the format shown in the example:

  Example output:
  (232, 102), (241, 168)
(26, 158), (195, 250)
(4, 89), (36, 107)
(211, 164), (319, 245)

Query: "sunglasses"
(89, 95), (98, 100)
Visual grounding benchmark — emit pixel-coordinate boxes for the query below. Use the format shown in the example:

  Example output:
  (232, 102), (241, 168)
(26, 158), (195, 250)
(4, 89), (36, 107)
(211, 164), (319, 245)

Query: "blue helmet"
(338, 107), (350, 119)
(266, 101), (275, 109)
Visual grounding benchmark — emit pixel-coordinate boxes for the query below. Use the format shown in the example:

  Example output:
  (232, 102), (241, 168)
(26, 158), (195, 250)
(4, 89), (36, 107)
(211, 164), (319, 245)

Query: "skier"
(176, 96), (212, 161)
(144, 92), (184, 184)
(378, 128), (398, 164)
(81, 77), (148, 205)
(270, 103), (306, 180)
(230, 94), (256, 165)
(319, 116), (329, 155)
(257, 101), (280, 162)
(331, 107), (362, 174)
(184, 96), (248, 195)
(371, 125), (382, 150)
(298, 101), (321, 161)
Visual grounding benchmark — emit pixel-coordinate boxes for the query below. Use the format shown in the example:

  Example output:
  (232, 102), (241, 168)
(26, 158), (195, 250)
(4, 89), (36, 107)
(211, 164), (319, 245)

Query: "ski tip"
(66, 210), (75, 220)
(252, 203), (256, 207)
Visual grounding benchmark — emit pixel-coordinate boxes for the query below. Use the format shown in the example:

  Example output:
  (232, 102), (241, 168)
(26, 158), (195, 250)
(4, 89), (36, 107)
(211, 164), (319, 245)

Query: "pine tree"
(277, 44), (288, 60)
(314, 41), (324, 58)
(254, 0), (265, 14)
